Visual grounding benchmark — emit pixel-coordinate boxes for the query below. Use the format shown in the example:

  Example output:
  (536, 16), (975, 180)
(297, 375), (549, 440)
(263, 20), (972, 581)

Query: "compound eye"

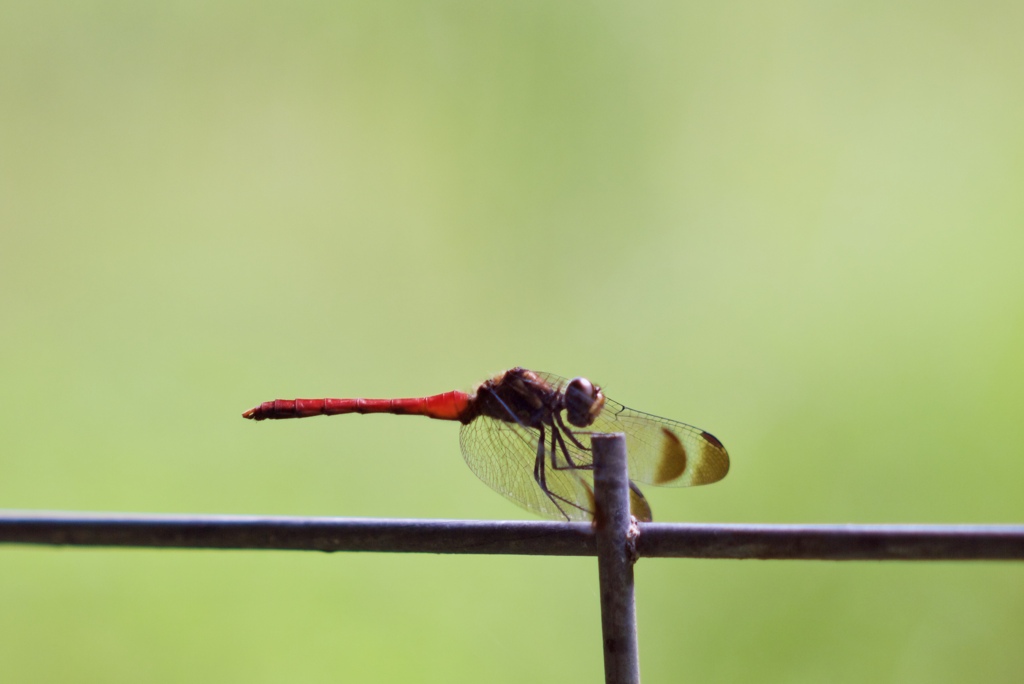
(567, 377), (594, 400)
(564, 377), (602, 427)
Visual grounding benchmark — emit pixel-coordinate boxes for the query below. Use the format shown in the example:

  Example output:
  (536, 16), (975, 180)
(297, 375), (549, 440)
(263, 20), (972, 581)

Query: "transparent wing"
(532, 371), (730, 488)
(459, 416), (595, 522)
(591, 399), (730, 487)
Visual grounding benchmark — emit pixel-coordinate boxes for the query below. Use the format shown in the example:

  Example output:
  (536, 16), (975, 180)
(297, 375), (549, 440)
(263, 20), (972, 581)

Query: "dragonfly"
(242, 367), (729, 522)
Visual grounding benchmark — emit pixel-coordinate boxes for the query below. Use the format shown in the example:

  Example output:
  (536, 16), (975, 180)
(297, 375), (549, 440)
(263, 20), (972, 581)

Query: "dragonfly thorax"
(473, 367), (560, 428)
(474, 369), (607, 429)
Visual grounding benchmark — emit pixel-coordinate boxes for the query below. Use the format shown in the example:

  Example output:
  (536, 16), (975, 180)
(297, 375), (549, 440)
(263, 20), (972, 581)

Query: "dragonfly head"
(563, 376), (605, 428)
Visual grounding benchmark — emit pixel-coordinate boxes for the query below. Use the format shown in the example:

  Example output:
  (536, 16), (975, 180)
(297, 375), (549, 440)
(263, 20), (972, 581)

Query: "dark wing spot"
(582, 480), (596, 516)
(654, 427), (688, 484)
(691, 431), (730, 484)
(701, 430), (724, 451)
(629, 483), (653, 522)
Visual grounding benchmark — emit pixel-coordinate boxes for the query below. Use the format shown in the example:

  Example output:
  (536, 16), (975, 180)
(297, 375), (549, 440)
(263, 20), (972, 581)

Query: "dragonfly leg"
(532, 424), (547, 497)
(533, 424), (567, 521)
(551, 426), (588, 471)
(551, 414), (645, 519)
(549, 423), (559, 468)
(555, 411), (592, 454)
(532, 423), (593, 521)
(548, 417), (593, 473)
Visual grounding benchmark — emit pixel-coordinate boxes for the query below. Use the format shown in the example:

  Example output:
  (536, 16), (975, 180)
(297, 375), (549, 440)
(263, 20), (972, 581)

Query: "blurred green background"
(2, 2), (1023, 682)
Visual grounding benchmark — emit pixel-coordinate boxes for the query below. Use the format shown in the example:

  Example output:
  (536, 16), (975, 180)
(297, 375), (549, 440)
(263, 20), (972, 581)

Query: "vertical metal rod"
(592, 433), (641, 684)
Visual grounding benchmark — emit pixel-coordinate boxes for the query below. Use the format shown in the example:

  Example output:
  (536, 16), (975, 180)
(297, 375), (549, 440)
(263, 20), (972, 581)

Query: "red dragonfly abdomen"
(242, 391), (473, 422)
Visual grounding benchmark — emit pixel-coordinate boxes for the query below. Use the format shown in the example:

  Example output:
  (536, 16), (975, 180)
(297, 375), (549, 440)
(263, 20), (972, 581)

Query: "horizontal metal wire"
(1, 511), (1023, 560)
(0, 511), (593, 555)
(637, 523), (1024, 561)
